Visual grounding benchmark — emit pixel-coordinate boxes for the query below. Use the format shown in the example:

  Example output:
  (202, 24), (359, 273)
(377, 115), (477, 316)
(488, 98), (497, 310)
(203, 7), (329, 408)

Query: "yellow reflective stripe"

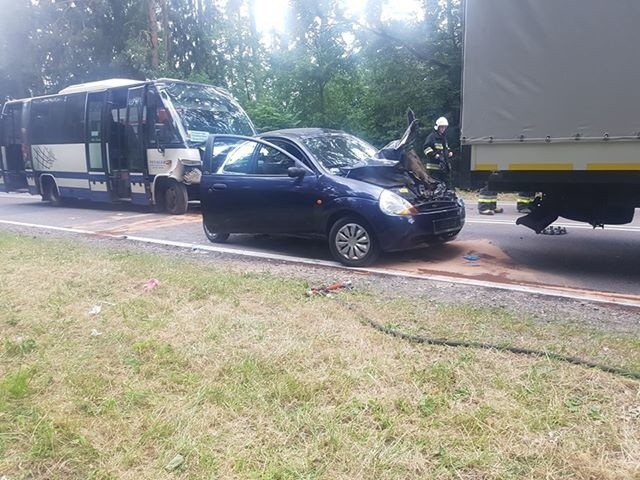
(478, 198), (497, 202)
(434, 144), (444, 149)
(508, 163), (573, 171)
(586, 163), (640, 170)
(424, 147), (434, 155)
(425, 163), (441, 170)
(473, 163), (497, 171)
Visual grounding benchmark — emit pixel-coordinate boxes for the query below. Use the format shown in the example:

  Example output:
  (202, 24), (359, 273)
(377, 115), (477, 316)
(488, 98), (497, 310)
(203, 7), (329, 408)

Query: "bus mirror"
(155, 130), (165, 153)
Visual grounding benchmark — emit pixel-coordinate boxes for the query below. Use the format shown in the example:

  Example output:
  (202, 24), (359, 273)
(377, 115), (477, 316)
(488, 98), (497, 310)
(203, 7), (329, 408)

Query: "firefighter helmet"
(434, 117), (449, 129)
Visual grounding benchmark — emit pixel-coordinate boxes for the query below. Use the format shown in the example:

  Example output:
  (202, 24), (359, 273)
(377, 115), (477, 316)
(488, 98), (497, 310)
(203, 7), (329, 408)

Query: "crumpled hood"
(343, 160), (414, 189)
(343, 160), (459, 206)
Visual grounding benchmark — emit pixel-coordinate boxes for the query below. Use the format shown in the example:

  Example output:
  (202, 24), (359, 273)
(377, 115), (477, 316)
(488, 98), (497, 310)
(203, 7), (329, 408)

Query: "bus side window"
(155, 108), (171, 143)
(147, 91), (180, 146)
(63, 94), (86, 144)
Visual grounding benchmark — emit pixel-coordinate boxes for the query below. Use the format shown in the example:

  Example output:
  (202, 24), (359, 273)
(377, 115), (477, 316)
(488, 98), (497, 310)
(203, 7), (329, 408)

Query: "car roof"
(259, 128), (346, 140)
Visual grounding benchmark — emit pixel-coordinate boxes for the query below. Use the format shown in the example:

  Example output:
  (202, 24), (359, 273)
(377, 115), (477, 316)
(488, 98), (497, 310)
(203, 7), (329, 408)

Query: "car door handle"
(210, 183), (227, 191)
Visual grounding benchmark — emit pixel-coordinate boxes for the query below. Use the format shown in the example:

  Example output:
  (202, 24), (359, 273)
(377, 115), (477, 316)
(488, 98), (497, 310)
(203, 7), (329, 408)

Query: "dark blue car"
(200, 129), (465, 267)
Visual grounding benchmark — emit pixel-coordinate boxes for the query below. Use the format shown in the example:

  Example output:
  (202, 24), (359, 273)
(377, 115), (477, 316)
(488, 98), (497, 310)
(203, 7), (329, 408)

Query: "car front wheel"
(203, 222), (230, 243)
(329, 216), (379, 267)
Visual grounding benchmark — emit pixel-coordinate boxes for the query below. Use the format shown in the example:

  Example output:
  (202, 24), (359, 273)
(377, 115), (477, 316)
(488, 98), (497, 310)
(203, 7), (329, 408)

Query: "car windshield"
(160, 82), (255, 143)
(300, 133), (378, 170)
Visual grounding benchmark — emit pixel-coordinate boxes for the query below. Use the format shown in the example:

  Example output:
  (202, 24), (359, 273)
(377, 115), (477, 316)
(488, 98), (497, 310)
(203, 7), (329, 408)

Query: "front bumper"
(373, 204), (466, 252)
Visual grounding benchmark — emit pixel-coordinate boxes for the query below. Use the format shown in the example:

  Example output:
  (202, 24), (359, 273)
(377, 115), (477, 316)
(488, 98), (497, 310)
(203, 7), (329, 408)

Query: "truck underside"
(488, 171), (640, 232)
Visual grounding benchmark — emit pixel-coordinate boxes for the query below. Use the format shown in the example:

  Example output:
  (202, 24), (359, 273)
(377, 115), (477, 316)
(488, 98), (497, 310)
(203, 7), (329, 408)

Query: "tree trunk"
(147, 0), (159, 70)
(161, 0), (169, 67)
(445, 0), (455, 47)
(247, 0), (262, 101)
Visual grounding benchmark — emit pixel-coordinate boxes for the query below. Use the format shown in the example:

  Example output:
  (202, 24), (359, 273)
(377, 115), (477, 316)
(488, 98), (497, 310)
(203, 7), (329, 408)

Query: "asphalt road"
(1, 192), (639, 299)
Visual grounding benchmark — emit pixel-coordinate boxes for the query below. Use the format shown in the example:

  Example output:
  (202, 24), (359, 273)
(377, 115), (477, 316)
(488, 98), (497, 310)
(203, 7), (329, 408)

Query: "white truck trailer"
(461, 0), (640, 232)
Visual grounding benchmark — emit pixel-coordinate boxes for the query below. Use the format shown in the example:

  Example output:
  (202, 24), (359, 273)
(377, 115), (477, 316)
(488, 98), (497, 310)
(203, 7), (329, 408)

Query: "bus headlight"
(379, 190), (418, 216)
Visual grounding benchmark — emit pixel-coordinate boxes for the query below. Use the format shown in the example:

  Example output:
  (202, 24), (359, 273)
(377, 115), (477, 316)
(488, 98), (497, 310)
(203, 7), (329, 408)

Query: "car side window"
(267, 139), (311, 168)
(220, 141), (257, 174)
(256, 145), (295, 175)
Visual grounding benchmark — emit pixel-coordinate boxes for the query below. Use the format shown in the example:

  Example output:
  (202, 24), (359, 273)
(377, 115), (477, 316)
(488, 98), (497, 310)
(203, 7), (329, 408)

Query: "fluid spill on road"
(378, 239), (554, 286)
(91, 213), (200, 235)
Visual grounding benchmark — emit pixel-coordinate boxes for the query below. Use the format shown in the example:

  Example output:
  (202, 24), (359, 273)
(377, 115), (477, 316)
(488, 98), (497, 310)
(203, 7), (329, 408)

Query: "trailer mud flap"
(516, 212), (558, 234)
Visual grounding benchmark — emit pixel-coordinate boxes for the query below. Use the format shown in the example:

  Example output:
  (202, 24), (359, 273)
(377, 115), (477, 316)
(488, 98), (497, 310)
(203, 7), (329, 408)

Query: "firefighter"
(516, 192), (535, 213)
(477, 184), (504, 215)
(423, 116), (453, 185)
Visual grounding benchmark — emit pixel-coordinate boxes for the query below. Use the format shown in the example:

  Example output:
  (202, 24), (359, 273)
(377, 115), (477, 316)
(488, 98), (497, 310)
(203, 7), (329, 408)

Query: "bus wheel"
(42, 177), (62, 206)
(164, 180), (188, 215)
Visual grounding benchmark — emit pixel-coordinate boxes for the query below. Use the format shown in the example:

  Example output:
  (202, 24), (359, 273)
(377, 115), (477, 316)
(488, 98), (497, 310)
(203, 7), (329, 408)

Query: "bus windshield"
(160, 82), (255, 144)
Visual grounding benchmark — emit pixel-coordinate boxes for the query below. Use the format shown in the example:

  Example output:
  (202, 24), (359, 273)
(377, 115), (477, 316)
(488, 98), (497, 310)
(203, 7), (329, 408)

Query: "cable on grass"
(333, 296), (640, 381)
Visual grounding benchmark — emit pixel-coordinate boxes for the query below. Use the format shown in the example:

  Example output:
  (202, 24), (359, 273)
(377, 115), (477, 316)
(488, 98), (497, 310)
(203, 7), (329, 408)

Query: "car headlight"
(379, 190), (418, 216)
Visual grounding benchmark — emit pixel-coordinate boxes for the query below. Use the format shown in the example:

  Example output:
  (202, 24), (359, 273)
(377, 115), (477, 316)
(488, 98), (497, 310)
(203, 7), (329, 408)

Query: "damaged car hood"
(342, 160), (459, 206)
(342, 160), (414, 189)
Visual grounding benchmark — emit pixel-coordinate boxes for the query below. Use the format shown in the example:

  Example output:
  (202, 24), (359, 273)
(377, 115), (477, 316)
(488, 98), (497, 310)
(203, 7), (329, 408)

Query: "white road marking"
(0, 193), (35, 199)
(1, 218), (639, 308)
(467, 218), (640, 232)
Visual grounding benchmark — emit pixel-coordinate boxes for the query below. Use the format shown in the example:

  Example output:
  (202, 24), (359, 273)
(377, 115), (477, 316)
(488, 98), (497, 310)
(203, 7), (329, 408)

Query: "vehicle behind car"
(200, 129), (465, 267)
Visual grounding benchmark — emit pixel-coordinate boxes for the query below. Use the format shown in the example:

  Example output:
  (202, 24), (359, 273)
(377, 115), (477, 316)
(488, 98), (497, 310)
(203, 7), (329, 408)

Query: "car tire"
(164, 180), (188, 215)
(329, 216), (379, 267)
(203, 222), (230, 243)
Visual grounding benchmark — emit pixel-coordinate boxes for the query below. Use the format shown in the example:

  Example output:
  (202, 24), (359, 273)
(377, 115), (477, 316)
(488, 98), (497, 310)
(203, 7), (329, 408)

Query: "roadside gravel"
(3, 223), (639, 337)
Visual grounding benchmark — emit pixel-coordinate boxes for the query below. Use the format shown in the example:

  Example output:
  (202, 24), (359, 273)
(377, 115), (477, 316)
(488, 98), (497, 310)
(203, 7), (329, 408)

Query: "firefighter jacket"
(423, 130), (450, 172)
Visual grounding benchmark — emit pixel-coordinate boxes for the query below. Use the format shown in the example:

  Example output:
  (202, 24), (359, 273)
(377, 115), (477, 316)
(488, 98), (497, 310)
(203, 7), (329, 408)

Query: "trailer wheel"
(164, 180), (188, 215)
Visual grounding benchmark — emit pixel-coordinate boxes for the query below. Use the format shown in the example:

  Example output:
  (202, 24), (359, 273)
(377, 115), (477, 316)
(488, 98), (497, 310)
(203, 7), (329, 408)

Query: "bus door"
(106, 88), (130, 199)
(0, 112), (4, 192)
(1, 103), (28, 192)
(125, 86), (151, 205)
(85, 91), (110, 202)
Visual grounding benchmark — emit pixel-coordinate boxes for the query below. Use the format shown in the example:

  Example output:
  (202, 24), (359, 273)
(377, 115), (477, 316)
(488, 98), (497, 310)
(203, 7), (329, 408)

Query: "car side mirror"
(288, 166), (306, 179)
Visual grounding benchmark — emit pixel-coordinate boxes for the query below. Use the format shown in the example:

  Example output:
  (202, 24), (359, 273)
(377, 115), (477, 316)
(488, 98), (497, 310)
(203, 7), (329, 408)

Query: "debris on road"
(164, 454), (185, 471)
(142, 278), (160, 291)
(306, 280), (353, 297)
(540, 226), (567, 235)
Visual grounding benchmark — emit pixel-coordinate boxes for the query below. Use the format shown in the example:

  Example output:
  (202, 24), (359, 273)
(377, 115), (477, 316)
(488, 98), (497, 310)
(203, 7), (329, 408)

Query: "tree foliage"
(0, 0), (463, 147)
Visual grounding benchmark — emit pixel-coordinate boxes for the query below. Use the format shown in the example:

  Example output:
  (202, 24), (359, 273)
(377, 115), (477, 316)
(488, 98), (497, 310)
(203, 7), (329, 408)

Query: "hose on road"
(335, 297), (640, 381)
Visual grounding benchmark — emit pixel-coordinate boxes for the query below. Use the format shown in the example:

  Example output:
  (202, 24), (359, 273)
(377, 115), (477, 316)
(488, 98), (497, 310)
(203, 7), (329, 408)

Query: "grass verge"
(0, 232), (638, 479)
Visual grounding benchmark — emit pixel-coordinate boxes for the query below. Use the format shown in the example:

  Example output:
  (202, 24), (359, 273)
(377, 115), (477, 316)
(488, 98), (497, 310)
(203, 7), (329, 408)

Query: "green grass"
(0, 232), (638, 479)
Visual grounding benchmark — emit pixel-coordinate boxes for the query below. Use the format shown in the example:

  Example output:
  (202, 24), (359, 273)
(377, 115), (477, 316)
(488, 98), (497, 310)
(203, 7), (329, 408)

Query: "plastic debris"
(306, 280), (353, 297)
(164, 454), (185, 472)
(88, 305), (102, 316)
(463, 254), (480, 261)
(90, 329), (102, 337)
(540, 226), (567, 235)
(142, 278), (160, 291)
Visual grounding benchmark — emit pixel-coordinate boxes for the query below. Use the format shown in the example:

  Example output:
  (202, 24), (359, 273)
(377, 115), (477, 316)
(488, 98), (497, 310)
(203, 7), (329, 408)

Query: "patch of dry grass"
(0, 233), (638, 479)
